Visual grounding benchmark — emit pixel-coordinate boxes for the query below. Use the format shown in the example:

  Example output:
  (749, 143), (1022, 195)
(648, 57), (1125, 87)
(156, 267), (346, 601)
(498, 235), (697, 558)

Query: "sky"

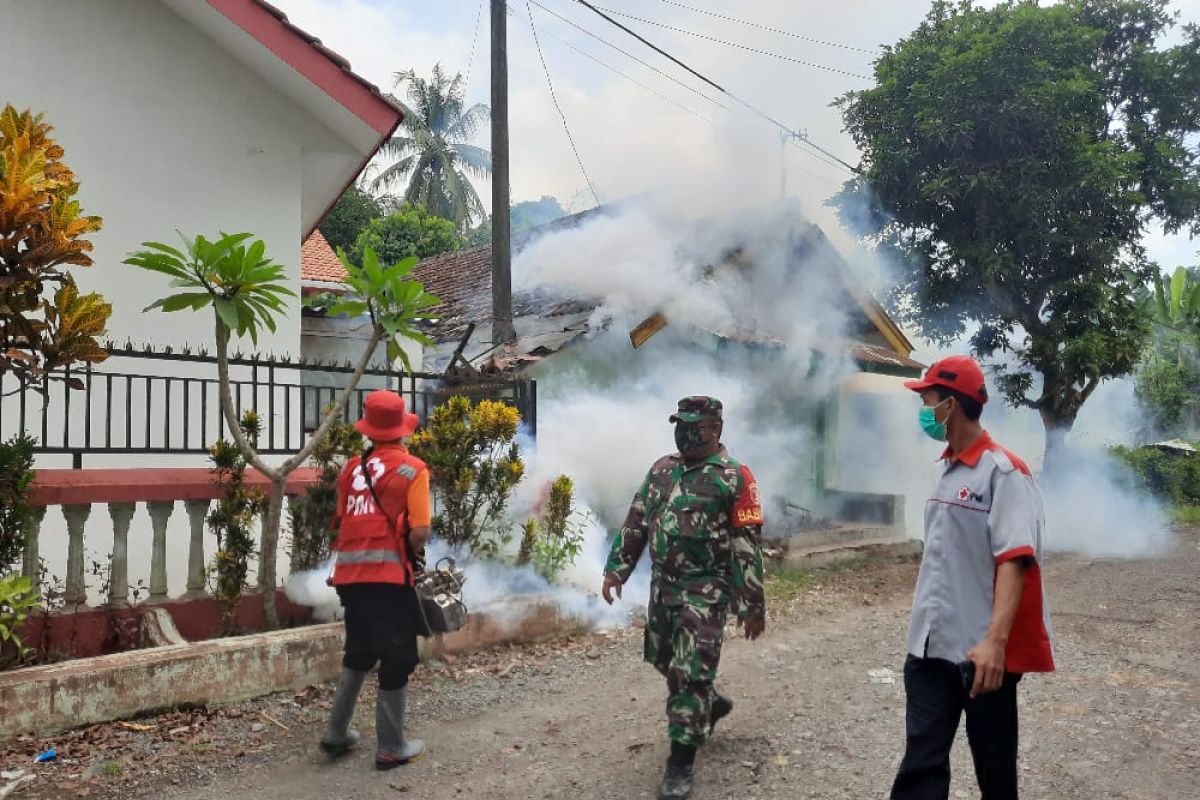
(274, 0), (1200, 271)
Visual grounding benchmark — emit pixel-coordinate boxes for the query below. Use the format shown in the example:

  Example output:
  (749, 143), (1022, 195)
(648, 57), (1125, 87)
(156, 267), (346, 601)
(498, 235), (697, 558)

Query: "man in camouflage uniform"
(602, 396), (766, 800)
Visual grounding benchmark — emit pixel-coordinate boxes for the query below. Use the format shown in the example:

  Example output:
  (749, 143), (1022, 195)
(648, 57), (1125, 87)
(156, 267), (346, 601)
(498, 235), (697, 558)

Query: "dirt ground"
(4, 527), (1198, 800)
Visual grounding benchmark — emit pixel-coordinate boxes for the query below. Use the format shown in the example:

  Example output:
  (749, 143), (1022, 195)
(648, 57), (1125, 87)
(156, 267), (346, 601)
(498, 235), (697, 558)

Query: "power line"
(588, 4), (872, 81)
(571, 0), (860, 174)
(524, 0), (602, 206)
(519, 3), (844, 184)
(527, 0), (726, 111)
(656, 0), (879, 56)
(511, 4), (714, 123)
(463, 0), (485, 91)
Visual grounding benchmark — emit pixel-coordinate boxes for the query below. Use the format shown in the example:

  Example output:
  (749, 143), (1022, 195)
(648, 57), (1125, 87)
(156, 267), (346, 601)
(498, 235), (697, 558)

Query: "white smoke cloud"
(288, 202), (867, 636)
(831, 370), (1173, 559)
(284, 559), (342, 622)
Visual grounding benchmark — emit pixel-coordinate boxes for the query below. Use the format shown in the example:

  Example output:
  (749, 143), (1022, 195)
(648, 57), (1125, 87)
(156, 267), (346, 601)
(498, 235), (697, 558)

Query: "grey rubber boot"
(375, 686), (426, 770)
(319, 668), (367, 757)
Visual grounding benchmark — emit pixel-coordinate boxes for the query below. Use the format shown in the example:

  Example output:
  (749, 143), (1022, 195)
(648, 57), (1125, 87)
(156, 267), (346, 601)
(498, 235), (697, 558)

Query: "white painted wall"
(3, 0), (362, 356)
(3, 0), (375, 592)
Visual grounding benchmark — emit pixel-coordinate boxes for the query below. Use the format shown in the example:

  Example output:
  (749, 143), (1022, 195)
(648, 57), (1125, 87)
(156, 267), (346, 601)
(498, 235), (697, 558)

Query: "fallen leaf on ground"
(116, 721), (156, 732)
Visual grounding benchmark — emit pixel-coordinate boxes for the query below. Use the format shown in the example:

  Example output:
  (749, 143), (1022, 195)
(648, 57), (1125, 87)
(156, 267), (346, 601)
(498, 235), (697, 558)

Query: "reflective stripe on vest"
(335, 548), (403, 565)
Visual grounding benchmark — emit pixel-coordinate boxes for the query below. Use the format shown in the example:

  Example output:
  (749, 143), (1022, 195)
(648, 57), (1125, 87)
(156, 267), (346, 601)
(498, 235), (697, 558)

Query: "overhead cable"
(528, 0), (726, 110)
(588, 4), (872, 81)
(525, 0), (602, 206)
(572, 0), (860, 174)
(657, 0), (879, 55)
(511, 3), (714, 123)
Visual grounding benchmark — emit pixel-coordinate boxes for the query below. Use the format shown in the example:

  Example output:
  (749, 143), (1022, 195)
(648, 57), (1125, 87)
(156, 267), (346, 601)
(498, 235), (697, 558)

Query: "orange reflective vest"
(330, 448), (426, 586)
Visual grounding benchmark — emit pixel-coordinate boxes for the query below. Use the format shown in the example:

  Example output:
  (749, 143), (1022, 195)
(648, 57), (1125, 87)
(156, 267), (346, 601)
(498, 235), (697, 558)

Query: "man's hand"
(966, 636), (1006, 698)
(601, 575), (623, 605)
(743, 616), (765, 641)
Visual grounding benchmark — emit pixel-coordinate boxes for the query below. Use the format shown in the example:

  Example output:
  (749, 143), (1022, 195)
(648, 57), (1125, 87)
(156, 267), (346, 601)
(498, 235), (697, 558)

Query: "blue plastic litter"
(34, 749), (57, 763)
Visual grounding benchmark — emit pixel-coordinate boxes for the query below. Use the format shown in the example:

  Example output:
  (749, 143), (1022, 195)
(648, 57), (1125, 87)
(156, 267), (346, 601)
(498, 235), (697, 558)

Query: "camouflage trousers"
(644, 592), (728, 747)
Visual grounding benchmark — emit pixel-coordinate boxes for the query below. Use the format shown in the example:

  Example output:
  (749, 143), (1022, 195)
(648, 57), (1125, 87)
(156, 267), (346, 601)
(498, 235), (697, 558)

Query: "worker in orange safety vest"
(320, 390), (432, 771)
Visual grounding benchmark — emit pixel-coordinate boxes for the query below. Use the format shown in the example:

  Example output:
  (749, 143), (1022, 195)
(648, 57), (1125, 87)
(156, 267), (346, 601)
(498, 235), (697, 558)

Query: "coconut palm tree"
(373, 65), (491, 232)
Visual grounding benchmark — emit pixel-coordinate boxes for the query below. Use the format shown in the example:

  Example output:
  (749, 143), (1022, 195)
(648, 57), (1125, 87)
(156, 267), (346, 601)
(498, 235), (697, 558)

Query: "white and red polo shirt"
(906, 432), (1055, 673)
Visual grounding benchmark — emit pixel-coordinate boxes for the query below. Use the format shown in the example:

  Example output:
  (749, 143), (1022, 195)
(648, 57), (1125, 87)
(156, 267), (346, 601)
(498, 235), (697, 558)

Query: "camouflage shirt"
(605, 448), (766, 620)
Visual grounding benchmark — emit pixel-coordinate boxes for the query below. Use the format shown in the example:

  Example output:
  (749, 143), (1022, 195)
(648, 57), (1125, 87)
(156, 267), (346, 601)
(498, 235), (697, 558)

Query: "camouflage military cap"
(669, 396), (723, 424)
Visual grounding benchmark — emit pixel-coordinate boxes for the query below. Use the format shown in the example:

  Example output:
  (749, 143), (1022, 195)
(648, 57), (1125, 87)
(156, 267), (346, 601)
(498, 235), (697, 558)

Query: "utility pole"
(490, 0), (516, 345)
(779, 127), (807, 200)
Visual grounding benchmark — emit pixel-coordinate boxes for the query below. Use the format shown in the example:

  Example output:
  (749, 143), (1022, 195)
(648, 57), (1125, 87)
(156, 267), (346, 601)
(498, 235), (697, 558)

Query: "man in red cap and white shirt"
(891, 355), (1054, 800)
(320, 390), (431, 770)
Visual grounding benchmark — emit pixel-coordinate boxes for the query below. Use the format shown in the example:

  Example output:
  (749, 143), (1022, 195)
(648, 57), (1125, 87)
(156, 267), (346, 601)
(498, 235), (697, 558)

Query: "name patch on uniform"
(397, 464), (418, 480)
(733, 465), (764, 526)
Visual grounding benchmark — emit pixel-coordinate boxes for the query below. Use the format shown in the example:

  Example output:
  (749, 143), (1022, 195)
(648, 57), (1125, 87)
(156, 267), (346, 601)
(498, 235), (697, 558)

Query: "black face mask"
(675, 423), (708, 454)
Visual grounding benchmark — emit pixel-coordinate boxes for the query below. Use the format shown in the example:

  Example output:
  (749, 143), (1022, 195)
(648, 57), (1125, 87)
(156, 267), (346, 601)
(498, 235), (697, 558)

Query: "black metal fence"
(0, 348), (536, 467)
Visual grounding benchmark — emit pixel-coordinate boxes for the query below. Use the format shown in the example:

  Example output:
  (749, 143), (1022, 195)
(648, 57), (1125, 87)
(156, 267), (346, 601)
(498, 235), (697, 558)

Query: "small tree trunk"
(1039, 408), (1075, 480)
(259, 479), (287, 630)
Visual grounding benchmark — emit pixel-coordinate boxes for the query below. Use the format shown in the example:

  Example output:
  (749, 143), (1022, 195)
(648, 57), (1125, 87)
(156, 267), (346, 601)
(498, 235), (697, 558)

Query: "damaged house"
(406, 205), (925, 542)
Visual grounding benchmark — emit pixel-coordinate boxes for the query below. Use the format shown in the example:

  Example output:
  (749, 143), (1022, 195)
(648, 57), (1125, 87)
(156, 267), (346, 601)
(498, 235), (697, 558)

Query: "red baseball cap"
(355, 390), (419, 441)
(903, 355), (989, 405)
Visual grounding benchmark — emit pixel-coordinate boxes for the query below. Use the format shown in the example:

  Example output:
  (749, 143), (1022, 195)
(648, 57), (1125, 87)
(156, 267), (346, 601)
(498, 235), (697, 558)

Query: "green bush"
(0, 573), (39, 668)
(208, 411), (266, 634)
(348, 204), (462, 267)
(1110, 443), (1200, 507)
(0, 434), (36, 571)
(288, 416), (362, 571)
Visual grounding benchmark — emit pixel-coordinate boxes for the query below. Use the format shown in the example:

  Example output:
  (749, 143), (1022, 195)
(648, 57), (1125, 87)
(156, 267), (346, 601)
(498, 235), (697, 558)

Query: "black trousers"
(336, 583), (420, 690)
(891, 655), (1022, 800)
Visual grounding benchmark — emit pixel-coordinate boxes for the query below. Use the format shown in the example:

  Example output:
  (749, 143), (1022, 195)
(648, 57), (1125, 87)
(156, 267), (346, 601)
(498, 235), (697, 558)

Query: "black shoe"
(711, 693), (733, 729)
(658, 761), (694, 800)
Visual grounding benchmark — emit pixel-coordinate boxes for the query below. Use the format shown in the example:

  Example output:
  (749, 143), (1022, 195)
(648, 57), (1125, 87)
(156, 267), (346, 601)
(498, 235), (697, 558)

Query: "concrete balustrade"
(147, 501), (174, 603)
(107, 502), (136, 607)
(25, 468), (320, 609)
(184, 499), (211, 598)
(63, 504), (91, 609)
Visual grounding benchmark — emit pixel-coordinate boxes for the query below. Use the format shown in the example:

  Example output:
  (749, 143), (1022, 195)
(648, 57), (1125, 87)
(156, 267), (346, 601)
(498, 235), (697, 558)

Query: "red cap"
(903, 355), (988, 405)
(355, 390), (419, 441)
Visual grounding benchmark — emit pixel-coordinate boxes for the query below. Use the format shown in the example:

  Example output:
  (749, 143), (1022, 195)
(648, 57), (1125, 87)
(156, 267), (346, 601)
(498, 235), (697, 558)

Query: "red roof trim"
(206, 0), (402, 136)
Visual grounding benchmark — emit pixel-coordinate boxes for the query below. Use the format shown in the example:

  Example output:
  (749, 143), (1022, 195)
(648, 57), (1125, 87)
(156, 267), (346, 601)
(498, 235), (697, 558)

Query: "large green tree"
(512, 196), (566, 236)
(837, 0), (1200, 472)
(374, 65), (491, 232)
(349, 203), (463, 267)
(318, 184), (384, 253)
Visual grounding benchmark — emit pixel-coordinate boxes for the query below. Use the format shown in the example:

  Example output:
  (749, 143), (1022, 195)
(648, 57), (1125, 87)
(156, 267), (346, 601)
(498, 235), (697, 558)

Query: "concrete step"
(779, 537), (923, 570)
(770, 524), (905, 550)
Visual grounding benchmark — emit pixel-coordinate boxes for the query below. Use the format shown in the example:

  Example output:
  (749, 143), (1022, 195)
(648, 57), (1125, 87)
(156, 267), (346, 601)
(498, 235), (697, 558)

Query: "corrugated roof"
(849, 343), (925, 372)
(300, 230), (347, 284)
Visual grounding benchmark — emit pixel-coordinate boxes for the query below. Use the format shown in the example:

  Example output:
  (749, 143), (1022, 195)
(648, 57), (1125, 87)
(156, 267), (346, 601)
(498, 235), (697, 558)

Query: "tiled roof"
(300, 230), (347, 284)
(411, 245), (596, 341)
(411, 245), (496, 338)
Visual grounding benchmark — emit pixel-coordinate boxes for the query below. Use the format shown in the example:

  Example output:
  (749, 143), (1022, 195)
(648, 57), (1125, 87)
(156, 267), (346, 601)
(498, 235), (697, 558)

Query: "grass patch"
(1172, 505), (1200, 525)
(821, 556), (871, 574)
(101, 761), (121, 777)
(764, 565), (818, 606)
(764, 557), (876, 606)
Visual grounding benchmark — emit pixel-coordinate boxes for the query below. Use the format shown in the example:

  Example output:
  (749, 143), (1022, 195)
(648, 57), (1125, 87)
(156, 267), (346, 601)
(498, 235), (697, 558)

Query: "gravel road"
(5, 527), (1198, 800)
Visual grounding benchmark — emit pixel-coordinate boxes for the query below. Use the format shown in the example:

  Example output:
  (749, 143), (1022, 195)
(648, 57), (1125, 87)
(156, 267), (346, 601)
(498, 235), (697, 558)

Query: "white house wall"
(3, 0), (374, 593)
(3, 0), (362, 356)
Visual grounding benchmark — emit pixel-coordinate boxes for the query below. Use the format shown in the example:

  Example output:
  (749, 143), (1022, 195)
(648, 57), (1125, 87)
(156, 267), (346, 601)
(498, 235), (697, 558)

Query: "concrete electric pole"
(490, 0), (516, 345)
